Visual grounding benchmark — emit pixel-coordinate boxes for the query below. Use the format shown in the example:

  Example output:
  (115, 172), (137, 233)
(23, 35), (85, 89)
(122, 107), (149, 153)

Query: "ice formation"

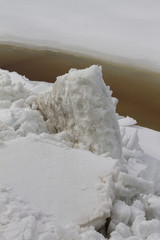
(0, 136), (117, 230)
(107, 125), (160, 240)
(0, 67), (160, 240)
(0, 72), (47, 141)
(0, 185), (107, 240)
(38, 65), (122, 158)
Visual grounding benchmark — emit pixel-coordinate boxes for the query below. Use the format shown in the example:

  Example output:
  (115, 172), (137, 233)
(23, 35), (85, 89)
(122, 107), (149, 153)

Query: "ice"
(111, 200), (131, 226)
(38, 65), (122, 158)
(118, 117), (137, 127)
(117, 172), (154, 196)
(144, 195), (160, 220)
(106, 117), (160, 240)
(0, 74), (29, 102)
(0, 137), (117, 229)
(132, 217), (160, 239)
(0, 67), (160, 240)
(0, 185), (107, 240)
(0, 0), (160, 238)
(146, 234), (160, 240)
(110, 223), (133, 239)
(0, 72), (47, 140)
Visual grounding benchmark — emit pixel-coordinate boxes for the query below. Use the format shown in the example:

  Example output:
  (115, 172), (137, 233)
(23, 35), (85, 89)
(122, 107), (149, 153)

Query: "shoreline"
(1, 40), (160, 74)
(0, 43), (160, 131)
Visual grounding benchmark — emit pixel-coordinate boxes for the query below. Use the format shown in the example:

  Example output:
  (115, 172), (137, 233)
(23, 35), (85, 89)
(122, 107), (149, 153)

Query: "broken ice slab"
(0, 137), (117, 229)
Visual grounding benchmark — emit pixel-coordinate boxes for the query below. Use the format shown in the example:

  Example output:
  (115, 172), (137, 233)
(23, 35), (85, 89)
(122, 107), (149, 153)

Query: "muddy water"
(0, 44), (160, 131)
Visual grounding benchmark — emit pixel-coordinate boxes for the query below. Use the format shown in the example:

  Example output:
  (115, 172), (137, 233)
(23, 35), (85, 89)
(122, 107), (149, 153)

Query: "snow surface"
(1, 0), (160, 71)
(0, 136), (117, 229)
(0, 67), (160, 240)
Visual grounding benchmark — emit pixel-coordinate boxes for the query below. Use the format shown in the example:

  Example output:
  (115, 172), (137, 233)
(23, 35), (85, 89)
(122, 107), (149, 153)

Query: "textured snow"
(1, 1), (160, 239)
(38, 65), (122, 158)
(108, 125), (160, 240)
(0, 136), (117, 229)
(0, 67), (117, 238)
(0, 185), (107, 240)
(0, 72), (47, 140)
(0, 67), (160, 240)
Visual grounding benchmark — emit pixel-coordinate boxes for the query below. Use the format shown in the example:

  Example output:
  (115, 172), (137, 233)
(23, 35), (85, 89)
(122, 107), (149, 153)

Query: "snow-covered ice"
(0, 66), (160, 240)
(0, 66), (118, 238)
(1, 0), (160, 239)
(38, 65), (122, 158)
(0, 136), (117, 229)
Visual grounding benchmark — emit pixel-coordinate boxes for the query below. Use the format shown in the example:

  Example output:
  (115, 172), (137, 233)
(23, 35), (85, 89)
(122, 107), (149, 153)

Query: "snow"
(1, 0), (160, 239)
(107, 125), (160, 240)
(0, 136), (117, 228)
(1, 0), (160, 71)
(38, 65), (122, 158)
(133, 127), (160, 160)
(0, 67), (118, 238)
(0, 184), (107, 240)
(0, 66), (160, 240)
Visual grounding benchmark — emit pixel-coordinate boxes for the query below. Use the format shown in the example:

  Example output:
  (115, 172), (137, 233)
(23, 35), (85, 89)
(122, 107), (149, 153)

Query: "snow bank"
(38, 65), (122, 158)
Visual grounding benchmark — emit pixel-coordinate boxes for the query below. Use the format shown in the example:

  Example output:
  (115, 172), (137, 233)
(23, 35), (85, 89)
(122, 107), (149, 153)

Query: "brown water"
(0, 44), (160, 131)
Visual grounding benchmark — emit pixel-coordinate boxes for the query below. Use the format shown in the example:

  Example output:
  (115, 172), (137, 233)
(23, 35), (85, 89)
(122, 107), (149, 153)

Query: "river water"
(0, 44), (159, 130)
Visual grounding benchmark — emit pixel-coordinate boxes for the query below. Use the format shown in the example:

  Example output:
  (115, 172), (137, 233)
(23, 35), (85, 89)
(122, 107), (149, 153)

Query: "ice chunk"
(132, 217), (160, 239)
(0, 137), (117, 229)
(38, 65), (122, 158)
(145, 195), (160, 220)
(111, 200), (131, 226)
(0, 100), (11, 108)
(117, 172), (154, 196)
(110, 222), (132, 239)
(118, 116), (137, 127)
